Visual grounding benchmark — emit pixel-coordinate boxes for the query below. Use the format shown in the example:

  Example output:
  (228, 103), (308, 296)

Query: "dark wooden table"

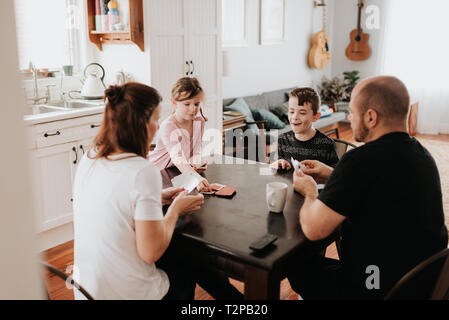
(160, 155), (333, 299)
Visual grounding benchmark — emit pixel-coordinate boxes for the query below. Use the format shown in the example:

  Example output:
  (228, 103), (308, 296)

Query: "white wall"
(222, 0), (334, 98)
(0, 1), (44, 299)
(329, 0), (387, 79)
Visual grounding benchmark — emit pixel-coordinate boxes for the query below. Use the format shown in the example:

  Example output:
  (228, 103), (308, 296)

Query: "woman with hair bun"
(72, 82), (206, 300)
(73, 82), (241, 300)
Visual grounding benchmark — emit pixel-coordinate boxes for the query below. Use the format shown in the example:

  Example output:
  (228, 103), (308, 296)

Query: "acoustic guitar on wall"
(308, 0), (330, 69)
(345, 0), (371, 61)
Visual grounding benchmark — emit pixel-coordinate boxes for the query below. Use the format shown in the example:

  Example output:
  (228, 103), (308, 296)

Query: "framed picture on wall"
(259, 0), (286, 45)
(222, 0), (249, 47)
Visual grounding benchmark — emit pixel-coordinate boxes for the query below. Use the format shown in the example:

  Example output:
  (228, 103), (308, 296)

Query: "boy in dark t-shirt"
(271, 87), (339, 170)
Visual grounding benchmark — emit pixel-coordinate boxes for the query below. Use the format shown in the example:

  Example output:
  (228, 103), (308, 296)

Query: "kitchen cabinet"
(86, 0), (144, 51)
(148, 0), (222, 150)
(28, 114), (102, 234)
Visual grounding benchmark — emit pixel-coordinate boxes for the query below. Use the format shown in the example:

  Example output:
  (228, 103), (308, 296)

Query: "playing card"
(171, 172), (202, 193)
(291, 157), (306, 173)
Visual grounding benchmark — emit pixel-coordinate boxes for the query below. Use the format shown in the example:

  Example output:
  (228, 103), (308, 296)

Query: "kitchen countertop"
(24, 104), (105, 125)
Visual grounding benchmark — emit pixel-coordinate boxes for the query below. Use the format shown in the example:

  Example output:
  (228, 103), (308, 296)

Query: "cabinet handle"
(190, 60), (194, 75)
(185, 60), (190, 75)
(44, 131), (61, 138)
(72, 146), (78, 164)
(90, 124), (100, 128)
(80, 145), (85, 155)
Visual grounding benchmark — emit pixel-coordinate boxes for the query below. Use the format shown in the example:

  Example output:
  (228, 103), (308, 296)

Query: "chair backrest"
(41, 261), (94, 300)
(333, 138), (357, 159)
(385, 248), (449, 300)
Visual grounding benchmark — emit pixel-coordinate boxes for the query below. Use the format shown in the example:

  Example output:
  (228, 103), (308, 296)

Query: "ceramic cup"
(62, 65), (73, 76)
(266, 182), (288, 213)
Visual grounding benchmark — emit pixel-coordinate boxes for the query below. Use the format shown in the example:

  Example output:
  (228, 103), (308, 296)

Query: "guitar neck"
(356, 0), (363, 34)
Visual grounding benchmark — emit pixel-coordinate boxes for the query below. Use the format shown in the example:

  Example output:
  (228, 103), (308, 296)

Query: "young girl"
(149, 77), (211, 192)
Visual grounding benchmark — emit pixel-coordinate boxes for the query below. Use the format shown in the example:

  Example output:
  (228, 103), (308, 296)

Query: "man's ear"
(364, 108), (378, 128)
(312, 112), (321, 122)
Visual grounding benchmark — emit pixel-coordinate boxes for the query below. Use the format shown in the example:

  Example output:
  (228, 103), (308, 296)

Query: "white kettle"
(81, 63), (105, 100)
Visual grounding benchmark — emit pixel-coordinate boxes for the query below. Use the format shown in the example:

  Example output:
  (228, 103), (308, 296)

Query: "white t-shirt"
(73, 152), (169, 300)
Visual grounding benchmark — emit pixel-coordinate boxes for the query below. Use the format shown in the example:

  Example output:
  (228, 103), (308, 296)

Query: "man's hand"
(270, 159), (292, 170)
(161, 187), (185, 205)
(293, 170), (318, 198)
(300, 160), (333, 184)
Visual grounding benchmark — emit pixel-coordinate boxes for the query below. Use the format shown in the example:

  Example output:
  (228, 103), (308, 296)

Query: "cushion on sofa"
(224, 98), (259, 133)
(263, 88), (290, 109)
(223, 97), (236, 107)
(242, 94), (269, 111)
(270, 102), (289, 124)
(251, 108), (286, 130)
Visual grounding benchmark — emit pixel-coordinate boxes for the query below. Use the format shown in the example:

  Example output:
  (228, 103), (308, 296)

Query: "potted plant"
(317, 70), (360, 115)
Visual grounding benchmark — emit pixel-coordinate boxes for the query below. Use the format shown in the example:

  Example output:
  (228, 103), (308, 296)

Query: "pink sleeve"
(159, 119), (190, 164)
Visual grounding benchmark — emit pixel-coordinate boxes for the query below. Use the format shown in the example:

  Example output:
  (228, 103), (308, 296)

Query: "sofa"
(222, 87), (347, 161)
(223, 87), (347, 137)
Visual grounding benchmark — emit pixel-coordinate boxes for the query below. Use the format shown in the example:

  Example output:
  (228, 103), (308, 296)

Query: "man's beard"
(354, 121), (369, 142)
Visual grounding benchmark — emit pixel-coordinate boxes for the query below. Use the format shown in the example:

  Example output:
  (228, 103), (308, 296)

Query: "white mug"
(266, 182), (288, 213)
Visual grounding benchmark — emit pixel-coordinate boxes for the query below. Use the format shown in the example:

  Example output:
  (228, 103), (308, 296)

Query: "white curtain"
(380, 0), (449, 134)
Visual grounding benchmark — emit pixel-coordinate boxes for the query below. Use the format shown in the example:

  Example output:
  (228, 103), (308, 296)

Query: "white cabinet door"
(149, 0), (190, 121)
(186, 0), (222, 147)
(149, 0), (222, 151)
(31, 142), (79, 232)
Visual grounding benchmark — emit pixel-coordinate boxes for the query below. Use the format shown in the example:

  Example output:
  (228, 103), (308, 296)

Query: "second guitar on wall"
(345, 0), (371, 61)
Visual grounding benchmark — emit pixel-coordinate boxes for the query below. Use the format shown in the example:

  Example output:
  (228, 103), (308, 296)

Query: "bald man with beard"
(287, 76), (448, 299)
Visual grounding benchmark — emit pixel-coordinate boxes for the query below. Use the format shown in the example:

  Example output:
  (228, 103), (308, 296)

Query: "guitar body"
(309, 30), (331, 69)
(345, 29), (371, 61)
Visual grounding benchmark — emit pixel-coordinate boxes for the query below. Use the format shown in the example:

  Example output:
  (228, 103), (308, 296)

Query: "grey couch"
(223, 87), (347, 137)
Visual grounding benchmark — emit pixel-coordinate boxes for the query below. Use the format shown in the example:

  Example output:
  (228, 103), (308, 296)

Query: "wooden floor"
(41, 123), (352, 300)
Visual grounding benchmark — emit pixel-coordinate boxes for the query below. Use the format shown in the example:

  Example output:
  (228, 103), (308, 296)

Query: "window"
(222, 0), (248, 47)
(14, 0), (81, 71)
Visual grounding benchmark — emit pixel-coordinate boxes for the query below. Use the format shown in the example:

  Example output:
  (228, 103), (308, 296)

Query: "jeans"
(286, 250), (352, 300)
(157, 246), (243, 300)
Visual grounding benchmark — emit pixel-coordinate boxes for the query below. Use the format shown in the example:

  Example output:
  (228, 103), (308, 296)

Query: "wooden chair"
(333, 138), (357, 159)
(41, 261), (94, 300)
(385, 248), (449, 300)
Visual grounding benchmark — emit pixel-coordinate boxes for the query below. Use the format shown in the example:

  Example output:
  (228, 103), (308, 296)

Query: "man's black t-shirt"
(318, 132), (448, 299)
(278, 130), (339, 167)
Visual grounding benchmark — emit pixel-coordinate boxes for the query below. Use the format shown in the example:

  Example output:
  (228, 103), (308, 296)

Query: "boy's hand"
(271, 159), (292, 170)
(293, 170), (318, 198)
(300, 160), (333, 183)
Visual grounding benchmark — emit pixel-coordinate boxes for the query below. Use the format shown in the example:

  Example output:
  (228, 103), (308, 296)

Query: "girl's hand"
(170, 191), (204, 216)
(192, 160), (208, 173)
(161, 187), (185, 205)
(196, 178), (212, 193)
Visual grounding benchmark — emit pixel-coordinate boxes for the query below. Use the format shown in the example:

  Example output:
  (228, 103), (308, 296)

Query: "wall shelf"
(85, 0), (144, 51)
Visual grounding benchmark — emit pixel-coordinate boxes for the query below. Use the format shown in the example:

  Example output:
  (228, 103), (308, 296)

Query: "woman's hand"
(300, 160), (333, 184)
(196, 178), (212, 193)
(170, 191), (205, 216)
(270, 159), (291, 170)
(161, 187), (185, 205)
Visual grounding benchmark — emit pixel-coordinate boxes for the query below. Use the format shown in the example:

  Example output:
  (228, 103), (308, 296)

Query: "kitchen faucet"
(26, 61), (53, 105)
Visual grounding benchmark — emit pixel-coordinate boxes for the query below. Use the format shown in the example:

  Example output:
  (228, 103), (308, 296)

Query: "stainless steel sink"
(25, 105), (65, 115)
(46, 100), (103, 109)
(25, 100), (104, 116)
